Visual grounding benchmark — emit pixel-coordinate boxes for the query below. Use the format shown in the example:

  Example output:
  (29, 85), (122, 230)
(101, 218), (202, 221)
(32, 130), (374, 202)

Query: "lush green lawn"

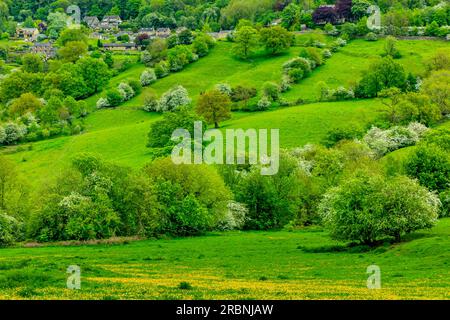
(0, 218), (448, 300)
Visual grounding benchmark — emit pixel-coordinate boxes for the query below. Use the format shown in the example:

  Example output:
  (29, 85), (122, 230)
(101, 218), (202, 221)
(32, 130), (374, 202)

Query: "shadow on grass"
(297, 232), (434, 254)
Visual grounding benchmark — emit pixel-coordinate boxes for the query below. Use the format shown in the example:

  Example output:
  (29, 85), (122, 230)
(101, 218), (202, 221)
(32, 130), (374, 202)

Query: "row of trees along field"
(1, 124), (449, 246)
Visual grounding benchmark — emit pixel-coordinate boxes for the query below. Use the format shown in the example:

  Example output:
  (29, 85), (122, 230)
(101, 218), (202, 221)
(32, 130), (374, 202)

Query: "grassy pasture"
(0, 218), (448, 300)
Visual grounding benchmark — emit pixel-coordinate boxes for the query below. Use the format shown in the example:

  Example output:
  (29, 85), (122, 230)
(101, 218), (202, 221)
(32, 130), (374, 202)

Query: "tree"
(44, 64), (88, 99)
(140, 69), (157, 86)
(0, 157), (16, 210)
(143, 38), (167, 66)
(106, 89), (124, 107)
(382, 36), (401, 59)
(178, 29), (194, 45)
(22, 53), (44, 73)
(259, 26), (293, 55)
(47, 12), (69, 38)
(196, 89), (231, 128)
(0, 71), (43, 102)
(319, 171), (440, 244)
(167, 45), (195, 71)
(355, 57), (406, 98)
(57, 27), (88, 46)
(425, 21), (440, 37)
(38, 96), (62, 124)
(312, 6), (337, 25)
(281, 3), (300, 30)
(233, 26), (259, 59)
(143, 158), (231, 236)
(76, 57), (111, 94)
(158, 85), (191, 112)
(58, 41), (88, 63)
(235, 153), (300, 230)
(147, 108), (203, 149)
(351, 0), (370, 20)
(421, 70), (450, 116)
(425, 49), (450, 73)
(9, 92), (43, 117)
(405, 144), (450, 193)
(335, 0), (353, 21)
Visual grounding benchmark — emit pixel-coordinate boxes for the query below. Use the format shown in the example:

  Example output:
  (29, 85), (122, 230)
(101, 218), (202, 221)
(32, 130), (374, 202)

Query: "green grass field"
(1, 218), (449, 300)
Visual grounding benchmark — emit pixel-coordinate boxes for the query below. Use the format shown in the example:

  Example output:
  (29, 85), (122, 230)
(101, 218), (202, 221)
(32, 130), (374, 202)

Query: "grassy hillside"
(1, 218), (449, 300)
(284, 38), (450, 102)
(3, 38), (448, 186)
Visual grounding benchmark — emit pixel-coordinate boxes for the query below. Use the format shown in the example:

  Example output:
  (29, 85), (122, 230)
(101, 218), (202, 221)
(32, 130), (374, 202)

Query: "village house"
(100, 16), (122, 31)
(156, 28), (171, 38)
(138, 28), (156, 38)
(103, 43), (137, 51)
(114, 31), (136, 42)
(208, 30), (231, 39)
(83, 16), (100, 29)
(30, 42), (57, 60)
(89, 32), (109, 40)
(16, 27), (40, 42)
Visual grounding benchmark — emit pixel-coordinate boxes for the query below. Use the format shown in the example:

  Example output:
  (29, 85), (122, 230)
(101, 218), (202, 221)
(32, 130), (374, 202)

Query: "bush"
(128, 79), (142, 95)
(283, 57), (311, 75)
(323, 126), (363, 147)
(230, 86), (257, 102)
(262, 82), (280, 101)
(0, 212), (20, 246)
(257, 96), (271, 110)
(143, 91), (159, 112)
(158, 85), (191, 112)
(0, 126), (6, 144)
(288, 68), (304, 83)
(322, 49), (332, 59)
(326, 86), (355, 101)
(140, 69), (157, 86)
(118, 82), (135, 101)
(106, 89), (123, 107)
(299, 47), (323, 66)
(154, 61), (169, 78)
(382, 36), (401, 59)
(335, 38), (347, 47)
(365, 32), (378, 41)
(279, 75), (292, 92)
(215, 83), (232, 96)
(217, 201), (248, 231)
(96, 97), (110, 109)
(319, 172), (440, 244)
(363, 123), (428, 157)
(1, 122), (27, 145)
(167, 45), (195, 72)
